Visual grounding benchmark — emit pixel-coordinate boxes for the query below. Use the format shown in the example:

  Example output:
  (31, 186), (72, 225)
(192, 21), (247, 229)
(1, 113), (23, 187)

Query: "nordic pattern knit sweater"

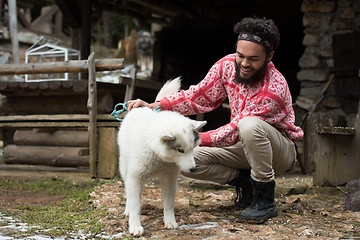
(159, 54), (304, 147)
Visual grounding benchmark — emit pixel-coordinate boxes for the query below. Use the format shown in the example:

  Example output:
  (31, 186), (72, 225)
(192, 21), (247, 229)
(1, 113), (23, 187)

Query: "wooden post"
(124, 67), (137, 102)
(8, 0), (20, 64)
(97, 127), (119, 179)
(87, 52), (97, 178)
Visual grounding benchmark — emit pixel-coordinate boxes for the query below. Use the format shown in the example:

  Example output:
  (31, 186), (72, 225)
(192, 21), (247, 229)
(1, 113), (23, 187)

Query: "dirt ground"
(0, 188), (66, 210)
(89, 170), (360, 240)
(0, 166), (359, 239)
(0, 165), (82, 211)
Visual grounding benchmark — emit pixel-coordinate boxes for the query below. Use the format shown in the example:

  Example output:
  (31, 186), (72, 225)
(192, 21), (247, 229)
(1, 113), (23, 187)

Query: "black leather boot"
(228, 169), (253, 210)
(238, 179), (278, 223)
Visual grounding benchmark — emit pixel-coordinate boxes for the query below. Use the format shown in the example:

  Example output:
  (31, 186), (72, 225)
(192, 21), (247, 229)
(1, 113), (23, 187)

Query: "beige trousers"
(182, 117), (297, 184)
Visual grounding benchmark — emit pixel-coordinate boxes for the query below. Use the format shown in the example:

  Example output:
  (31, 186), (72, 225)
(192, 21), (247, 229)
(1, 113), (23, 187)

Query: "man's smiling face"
(235, 40), (274, 86)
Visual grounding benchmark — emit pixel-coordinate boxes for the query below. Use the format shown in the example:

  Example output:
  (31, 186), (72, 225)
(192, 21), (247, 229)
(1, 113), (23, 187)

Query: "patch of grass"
(0, 177), (98, 195)
(21, 197), (106, 238)
(2, 177), (110, 238)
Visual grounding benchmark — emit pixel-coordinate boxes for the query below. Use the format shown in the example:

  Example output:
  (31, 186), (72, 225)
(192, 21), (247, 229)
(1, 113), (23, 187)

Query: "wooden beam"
(0, 121), (89, 128)
(0, 114), (122, 122)
(0, 121), (120, 128)
(0, 113), (122, 129)
(0, 58), (124, 75)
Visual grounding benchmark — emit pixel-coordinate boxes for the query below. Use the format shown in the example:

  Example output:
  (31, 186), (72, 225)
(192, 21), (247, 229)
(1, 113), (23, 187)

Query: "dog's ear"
(161, 134), (176, 142)
(192, 120), (207, 131)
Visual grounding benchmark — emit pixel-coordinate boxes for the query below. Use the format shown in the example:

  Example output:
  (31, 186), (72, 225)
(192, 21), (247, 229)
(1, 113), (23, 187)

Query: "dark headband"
(238, 32), (272, 50)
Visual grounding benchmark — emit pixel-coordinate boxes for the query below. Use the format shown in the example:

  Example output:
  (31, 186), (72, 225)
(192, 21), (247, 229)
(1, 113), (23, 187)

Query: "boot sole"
(238, 209), (278, 224)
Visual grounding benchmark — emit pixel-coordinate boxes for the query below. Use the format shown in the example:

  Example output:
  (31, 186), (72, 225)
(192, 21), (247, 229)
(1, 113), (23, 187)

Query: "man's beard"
(234, 60), (268, 87)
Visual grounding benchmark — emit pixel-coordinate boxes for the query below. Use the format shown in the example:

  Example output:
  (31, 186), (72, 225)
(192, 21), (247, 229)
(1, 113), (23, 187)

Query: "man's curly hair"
(234, 17), (280, 54)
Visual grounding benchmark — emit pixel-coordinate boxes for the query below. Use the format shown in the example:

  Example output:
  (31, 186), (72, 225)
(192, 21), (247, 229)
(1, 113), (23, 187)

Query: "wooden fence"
(0, 53), (124, 178)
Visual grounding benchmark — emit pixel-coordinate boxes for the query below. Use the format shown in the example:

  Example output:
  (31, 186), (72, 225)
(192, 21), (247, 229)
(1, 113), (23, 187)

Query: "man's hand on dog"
(127, 99), (163, 111)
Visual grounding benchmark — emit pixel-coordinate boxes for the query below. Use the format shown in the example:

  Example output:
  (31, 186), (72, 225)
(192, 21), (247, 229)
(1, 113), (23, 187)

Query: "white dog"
(118, 77), (207, 236)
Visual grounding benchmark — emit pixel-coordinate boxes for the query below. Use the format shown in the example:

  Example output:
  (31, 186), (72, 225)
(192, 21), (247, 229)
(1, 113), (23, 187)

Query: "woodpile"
(4, 128), (89, 167)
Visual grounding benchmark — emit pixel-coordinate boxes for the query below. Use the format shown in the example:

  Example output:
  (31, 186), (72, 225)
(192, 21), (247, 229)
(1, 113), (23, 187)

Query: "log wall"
(4, 128), (90, 168)
(4, 144), (89, 167)
(13, 129), (88, 147)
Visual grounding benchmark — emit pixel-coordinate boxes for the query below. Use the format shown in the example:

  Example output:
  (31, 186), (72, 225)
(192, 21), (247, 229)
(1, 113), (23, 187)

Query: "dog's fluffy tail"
(155, 77), (181, 101)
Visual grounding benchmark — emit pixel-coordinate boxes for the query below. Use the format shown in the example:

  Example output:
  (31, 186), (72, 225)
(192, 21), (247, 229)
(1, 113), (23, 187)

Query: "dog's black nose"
(190, 167), (197, 172)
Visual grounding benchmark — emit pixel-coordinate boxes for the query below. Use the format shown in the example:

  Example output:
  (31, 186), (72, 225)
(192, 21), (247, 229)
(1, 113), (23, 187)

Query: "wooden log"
(3, 145), (89, 167)
(0, 58), (124, 75)
(0, 121), (120, 128)
(0, 121), (88, 128)
(1, 94), (113, 114)
(0, 113), (122, 128)
(13, 129), (88, 147)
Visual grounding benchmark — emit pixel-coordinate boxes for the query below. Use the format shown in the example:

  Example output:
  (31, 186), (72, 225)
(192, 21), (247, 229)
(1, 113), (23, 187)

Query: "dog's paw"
(164, 220), (178, 229)
(129, 225), (144, 236)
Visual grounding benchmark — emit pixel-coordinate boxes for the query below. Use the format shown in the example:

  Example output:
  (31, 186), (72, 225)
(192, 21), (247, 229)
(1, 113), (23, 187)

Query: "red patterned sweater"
(159, 54), (304, 147)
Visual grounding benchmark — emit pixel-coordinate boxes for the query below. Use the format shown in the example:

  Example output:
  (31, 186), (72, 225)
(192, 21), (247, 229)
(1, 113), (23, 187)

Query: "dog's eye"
(177, 149), (184, 153)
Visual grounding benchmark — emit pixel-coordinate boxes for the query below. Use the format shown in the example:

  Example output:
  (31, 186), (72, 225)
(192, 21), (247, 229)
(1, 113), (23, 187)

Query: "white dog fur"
(118, 77), (207, 236)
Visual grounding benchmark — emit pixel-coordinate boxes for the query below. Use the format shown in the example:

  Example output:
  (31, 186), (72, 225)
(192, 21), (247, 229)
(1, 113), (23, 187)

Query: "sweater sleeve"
(159, 59), (227, 115)
(199, 118), (240, 147)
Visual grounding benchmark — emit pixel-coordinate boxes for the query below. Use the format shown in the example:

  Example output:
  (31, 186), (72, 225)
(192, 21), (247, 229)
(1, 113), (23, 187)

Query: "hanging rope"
(111, 102), (162, 122)
(111, 102), (128, 122)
